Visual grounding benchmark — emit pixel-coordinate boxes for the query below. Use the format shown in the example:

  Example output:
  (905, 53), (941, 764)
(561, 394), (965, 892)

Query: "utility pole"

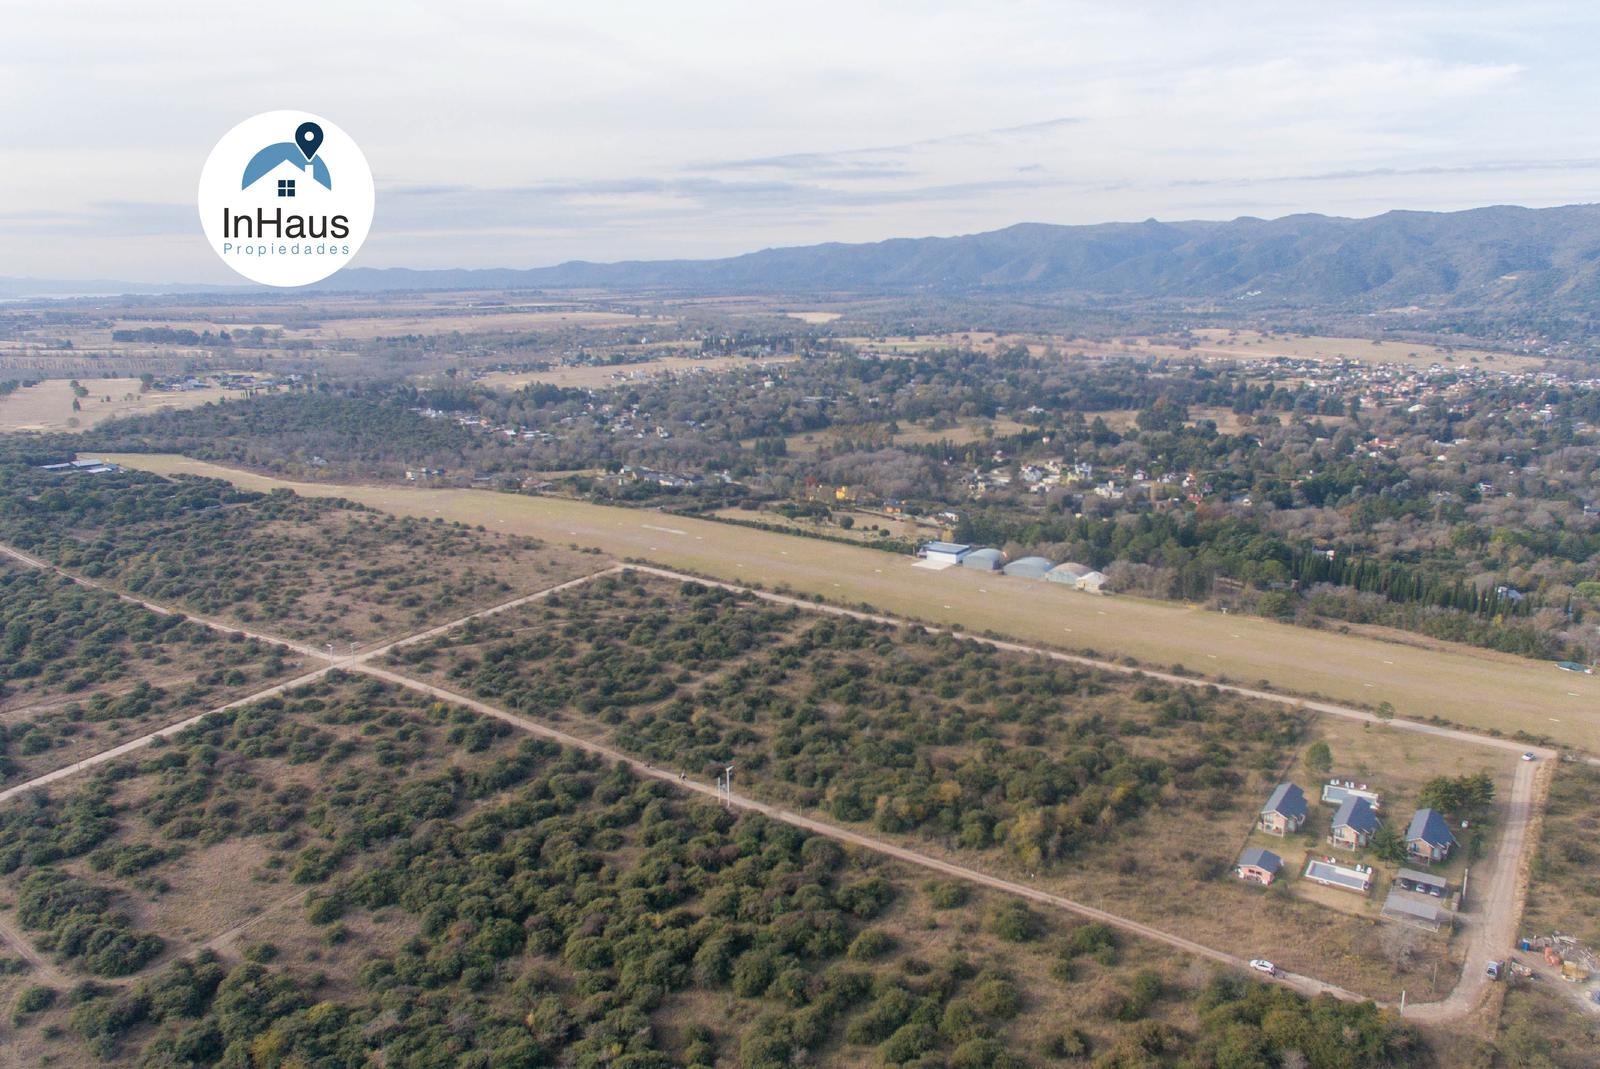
(718, 765), (734, 808)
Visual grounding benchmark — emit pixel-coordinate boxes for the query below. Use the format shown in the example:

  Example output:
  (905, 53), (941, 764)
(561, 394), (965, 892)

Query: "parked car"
(1522, 752), (1537, 761)
(1249, 959), (1278, 976)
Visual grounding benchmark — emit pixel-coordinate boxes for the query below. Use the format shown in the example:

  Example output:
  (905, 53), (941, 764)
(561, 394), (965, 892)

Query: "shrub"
(848, 928), (896, 962)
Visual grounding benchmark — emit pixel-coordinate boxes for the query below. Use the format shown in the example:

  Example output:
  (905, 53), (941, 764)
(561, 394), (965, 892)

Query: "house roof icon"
(242, 143), (332, 191)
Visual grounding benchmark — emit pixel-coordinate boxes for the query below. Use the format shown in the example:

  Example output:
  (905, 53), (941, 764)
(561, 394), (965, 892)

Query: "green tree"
(1305, 741), (1332, 775)
(1370, 825), (1407, 864)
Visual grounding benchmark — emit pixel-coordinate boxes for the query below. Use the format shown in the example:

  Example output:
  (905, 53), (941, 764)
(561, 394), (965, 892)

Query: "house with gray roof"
(1258, 782), (1308, 835)
(1405, 808), (1457, 863)
(1329, 796), (1380, 849)
(1235, 847), (1282, 885)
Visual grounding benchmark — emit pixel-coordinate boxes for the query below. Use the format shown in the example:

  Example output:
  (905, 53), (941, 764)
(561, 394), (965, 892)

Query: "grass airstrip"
(102, 454), (1599, 752)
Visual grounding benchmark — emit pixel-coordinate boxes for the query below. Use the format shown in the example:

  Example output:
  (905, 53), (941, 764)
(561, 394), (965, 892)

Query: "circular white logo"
(198, 111), (374, 287)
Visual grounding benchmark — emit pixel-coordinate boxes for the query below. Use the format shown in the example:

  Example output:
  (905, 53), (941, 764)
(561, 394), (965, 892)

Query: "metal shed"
(961, 547), (1005, 571)
(1002, 556), (1054, 579)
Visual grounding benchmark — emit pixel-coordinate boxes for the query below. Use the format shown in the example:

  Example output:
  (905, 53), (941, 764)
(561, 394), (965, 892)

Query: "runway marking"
(641, 524), (685, 535)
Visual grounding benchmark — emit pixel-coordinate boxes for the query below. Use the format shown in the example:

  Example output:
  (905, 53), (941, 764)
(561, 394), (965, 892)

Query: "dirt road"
(0, 665), (337, 806)
(0, 542), (329, 660)
(1404, 758), (1548, 1022)
(0, 911), (68, 988)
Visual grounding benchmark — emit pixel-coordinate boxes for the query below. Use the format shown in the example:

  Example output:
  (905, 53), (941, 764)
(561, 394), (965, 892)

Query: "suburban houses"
(1258, 783), (1308, 836)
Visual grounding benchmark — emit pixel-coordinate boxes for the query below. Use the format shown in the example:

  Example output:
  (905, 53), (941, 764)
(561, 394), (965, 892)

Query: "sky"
(5, 0), (1600, 282)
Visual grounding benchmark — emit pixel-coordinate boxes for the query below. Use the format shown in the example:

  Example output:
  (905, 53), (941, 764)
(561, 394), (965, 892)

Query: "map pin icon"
(295, 121), (324, 162)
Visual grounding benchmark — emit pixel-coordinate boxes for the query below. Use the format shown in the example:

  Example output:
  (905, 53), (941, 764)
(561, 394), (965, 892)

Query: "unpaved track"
(0, 542), (328, 659)
(1405, 757), (1548, 1022)
(0, 559), (627, 806)
(0, 546), (1548, 1020)
(0, 912), (68, 987)
(0, 666), (337, 805)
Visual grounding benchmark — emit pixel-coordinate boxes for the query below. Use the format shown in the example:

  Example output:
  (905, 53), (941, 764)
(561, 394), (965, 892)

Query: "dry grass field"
(477, 353), (800, 391)
(774, 415), (1032, 456)
(833, 327), (1536, 370)
(102, 454), (1600, 751)
(292, 307), (668, 341)
(710, 506), (931, 545)
(1084, 330), (1535, 370)
(0, 377), (260, 432)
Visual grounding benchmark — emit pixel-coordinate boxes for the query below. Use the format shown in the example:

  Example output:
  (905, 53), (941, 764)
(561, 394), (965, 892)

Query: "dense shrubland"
(0, 671), (1419, 1068)
(0, 562), (288, 784)
(0, 462), (584, 643)
(396, 574), (1295, 871)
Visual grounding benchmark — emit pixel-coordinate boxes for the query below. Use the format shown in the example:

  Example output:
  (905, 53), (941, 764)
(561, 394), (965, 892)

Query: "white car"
(1521, 752), (1537, 762)
(1249, 959), (1278, 976)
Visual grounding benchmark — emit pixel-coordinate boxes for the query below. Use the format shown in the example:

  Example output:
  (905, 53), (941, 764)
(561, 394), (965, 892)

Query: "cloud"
(686, 116), (1082, 178)
(1172, 157), (1600, 189)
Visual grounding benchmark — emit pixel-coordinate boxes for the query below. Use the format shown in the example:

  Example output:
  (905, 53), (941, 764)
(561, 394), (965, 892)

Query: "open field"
(710, 506), (931, 545)
(1093, 330), (1536, 369)
(777, 415), (1035, 456)
(1076, 407), (1286, 434)
(0, 377), (260, 432)
(104, 454), (1600, 752)
(3, 301), (668, 350)
(477, 353), (800, 390)
(832, 328), (1537, 369)
(283, 307), (669, 340)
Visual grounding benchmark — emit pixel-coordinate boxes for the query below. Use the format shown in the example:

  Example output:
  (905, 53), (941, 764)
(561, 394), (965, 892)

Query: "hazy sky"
(6, 1), (1600, 281)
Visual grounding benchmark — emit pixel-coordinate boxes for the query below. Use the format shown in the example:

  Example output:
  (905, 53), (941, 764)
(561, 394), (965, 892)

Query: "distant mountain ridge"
(9, 202), (1600, 307)
(320, 203), (1600, 308)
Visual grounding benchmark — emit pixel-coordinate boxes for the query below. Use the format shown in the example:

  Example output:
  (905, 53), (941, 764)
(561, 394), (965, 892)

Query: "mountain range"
(326, 202), (1600, 308)
(8, 202), (1600, 308)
